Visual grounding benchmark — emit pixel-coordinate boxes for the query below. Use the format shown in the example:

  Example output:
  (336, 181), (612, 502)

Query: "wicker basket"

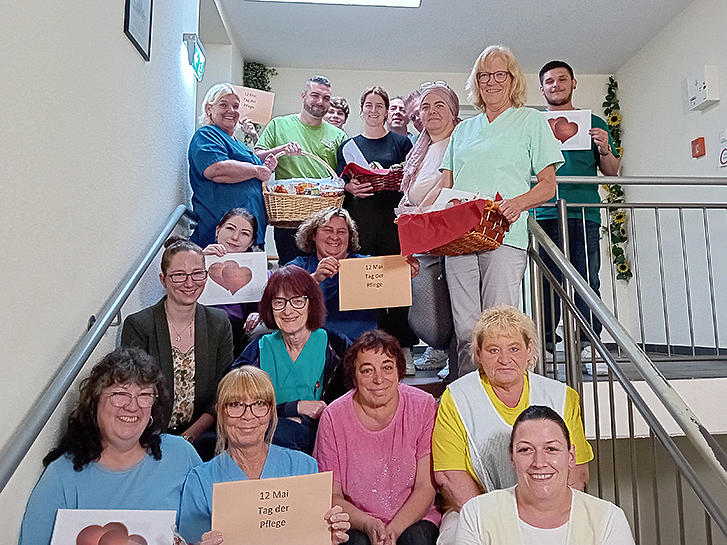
(430, 201), (509, 256)
(342, 163), (404, 192)
(263, 151), (344, 226)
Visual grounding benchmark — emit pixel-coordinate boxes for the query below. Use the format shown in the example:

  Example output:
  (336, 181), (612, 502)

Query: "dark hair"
(360, 86), (390, 111)
(306, 75), (331, 89)
(539, 60), (574, 84)
(295, 207), (360, 255)
(43, 347), (171, 471)
(329, 97), (350, 119)
(509, 405), (571, 453)
(160, 236), (204, 274)
(258, 265), (327, 331)
(216, 207), (258, 246)
(343, 330), (406, 388)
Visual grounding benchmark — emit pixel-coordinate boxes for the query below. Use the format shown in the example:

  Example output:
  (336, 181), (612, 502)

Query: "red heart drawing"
(548, 116), (579, 143)
(208, 260), (253, 295)
(77, 522), (147, 545)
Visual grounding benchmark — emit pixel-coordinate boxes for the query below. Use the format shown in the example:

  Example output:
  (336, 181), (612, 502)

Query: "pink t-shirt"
(313, 383), (441, 526)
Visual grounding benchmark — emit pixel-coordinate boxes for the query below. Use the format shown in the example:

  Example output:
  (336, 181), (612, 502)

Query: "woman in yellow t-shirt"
(432, 305), (592, 545)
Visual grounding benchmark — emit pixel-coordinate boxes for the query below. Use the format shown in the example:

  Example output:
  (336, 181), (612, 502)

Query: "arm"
(178, 470), (213, 545)
(19, 464), (67, 545)
(435, 470), (482, 512)
(255, 141), (301, 161)
(569, 462), (589, 491)
(202, 160), (271, 184)
(385, 455), (436, 541)
(589, 127), (621, 176)
(497, 164), (557, 219)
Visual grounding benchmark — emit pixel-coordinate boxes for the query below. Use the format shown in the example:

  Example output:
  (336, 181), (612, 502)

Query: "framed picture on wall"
(123, 0), (153, 61)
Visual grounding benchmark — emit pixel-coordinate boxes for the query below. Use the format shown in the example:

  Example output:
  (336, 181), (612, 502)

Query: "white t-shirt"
(457, 491), (636, 545)
(404, 138), (449, 207)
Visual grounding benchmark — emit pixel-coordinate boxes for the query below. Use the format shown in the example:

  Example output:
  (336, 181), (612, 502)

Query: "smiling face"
(361, 92), (387, 130)
(216, 214), (255, 253)
(206, 93), (240, 136)
(540, 67), (576, 108)
(222, 395), (272, 450)
(323, 106), (347, 129)
(159, 250), (207, 307)
(314, 215), (350, 260)
(302, 82), (332, 119)
(271, 290), (310, 336)
(511, 419), (575, 501)
(96, 382), (155, 449)
(420, 93), (455, 139)
(475, 331), (533, 390)
(354, 348), (400, 409)
(387, 98), (409, 132)
(478, 55), (513, 114)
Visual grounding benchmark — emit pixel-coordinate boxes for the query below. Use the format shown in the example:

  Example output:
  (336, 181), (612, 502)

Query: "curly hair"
(295, 207), (360, 255)
(43, 347), (171, 471)
(342, 329), (406, 389)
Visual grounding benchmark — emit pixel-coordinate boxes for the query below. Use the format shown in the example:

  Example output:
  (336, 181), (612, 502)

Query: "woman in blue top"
(19, 347), (202, 545)
(233, 265), (349, 454)
(439, 45), (564, 379)
(178, 366), (350, 545)
(188, 83), (300, 248)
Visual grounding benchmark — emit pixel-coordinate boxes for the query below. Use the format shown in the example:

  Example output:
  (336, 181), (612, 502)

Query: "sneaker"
(415, 347), (448, 371)
(404, 347), (416, 376)
(437, 363), (450, 380)
(581, 345), (609, 376)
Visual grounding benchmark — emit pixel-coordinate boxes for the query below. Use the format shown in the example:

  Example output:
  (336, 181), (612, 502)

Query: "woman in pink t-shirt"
(313, 330), (440, 545)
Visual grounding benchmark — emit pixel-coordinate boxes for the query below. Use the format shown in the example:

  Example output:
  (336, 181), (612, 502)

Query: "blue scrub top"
(188, 124), (267, 247)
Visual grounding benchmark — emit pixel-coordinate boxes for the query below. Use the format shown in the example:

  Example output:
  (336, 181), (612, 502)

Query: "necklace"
(165, 302), (194, 343)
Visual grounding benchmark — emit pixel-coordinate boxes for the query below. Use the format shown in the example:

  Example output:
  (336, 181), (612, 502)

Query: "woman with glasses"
(440, 45), (564, 378)
(178, 366), (351, 545)
(121, 237), (233, 459)
(232, 265), (349, 454)
(19, 347), (202, 545)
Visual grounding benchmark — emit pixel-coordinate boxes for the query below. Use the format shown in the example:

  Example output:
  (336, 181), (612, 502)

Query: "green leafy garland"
(601, 77), (632, 281)
(241, 62), (278, 145)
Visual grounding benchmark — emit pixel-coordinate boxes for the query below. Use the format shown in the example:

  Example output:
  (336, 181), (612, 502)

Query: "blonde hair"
(199, 83), (240, 125)
(215, 367), (278, 453)
(466, 45), (527, 113)
(470, 305), (539, 370)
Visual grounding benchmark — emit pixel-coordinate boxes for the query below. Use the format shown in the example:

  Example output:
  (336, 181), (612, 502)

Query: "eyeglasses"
(271, 295), (309, 311)
(420, 80), (450, 91)
(225, 400), (271, 418)
(166, 270), (208, 284)
(106, 391), (158, 408)
(477, 71), (510, 84)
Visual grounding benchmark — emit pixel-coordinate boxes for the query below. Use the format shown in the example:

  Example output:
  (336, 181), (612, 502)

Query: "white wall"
(268, 67), (613, 135)
(0, 0), (199, 540)
(195, 42), (245, 127)
(615, 0), (727, 348)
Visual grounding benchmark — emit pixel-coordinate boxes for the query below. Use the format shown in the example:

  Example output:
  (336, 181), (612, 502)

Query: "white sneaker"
(404, 348), (416, 376)
(437, 363), (450, 380)
(581, 345), (608, 376)
(415, 347), (448, 371)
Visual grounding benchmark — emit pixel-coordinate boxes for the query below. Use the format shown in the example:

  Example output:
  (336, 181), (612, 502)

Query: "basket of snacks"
(342, 162), (404, 193)
(263, 151), (345, 225)
(396, 198), (510, 257)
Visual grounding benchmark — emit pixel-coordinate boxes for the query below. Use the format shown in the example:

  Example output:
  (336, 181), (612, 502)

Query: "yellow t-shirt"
(432, 373), (593, 489)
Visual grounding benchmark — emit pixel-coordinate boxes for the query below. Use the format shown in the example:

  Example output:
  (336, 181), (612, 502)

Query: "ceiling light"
(248, 0), (420, 7)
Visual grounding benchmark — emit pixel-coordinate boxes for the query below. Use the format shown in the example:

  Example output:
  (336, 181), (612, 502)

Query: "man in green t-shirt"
(536, 61), (621, 374)
(256, 75), (346, 264)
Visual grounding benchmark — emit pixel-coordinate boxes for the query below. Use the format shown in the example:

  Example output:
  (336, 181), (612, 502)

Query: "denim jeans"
(538, 218), (603, 345)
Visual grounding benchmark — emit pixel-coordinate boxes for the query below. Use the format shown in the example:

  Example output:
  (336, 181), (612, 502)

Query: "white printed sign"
(51, 509), (176, 545)
(199, 252), (268, 305)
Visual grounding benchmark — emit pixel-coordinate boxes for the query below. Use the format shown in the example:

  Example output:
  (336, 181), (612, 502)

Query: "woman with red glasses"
(121, 237), (233, 459)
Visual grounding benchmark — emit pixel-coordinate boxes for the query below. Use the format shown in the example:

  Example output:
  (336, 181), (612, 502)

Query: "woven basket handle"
(272, 149), (339, 179)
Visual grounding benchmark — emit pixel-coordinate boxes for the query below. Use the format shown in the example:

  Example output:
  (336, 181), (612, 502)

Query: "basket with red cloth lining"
(342, 163), (404, 193)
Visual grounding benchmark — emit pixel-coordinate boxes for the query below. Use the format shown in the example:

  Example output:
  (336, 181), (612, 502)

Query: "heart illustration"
(548, 116), (579, 143)
(77, 522), (147, 545)
(208, 260), (253, 295)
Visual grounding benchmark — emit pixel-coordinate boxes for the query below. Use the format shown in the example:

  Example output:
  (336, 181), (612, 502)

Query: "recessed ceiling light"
(248, 0), (420, 7)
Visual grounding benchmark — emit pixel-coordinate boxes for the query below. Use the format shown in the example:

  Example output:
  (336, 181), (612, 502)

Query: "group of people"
(19, 43), (628, 545)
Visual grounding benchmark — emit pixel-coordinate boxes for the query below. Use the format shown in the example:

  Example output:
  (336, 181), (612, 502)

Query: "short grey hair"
(295, 207), (360, 255)
(199, 83), (239, 125)
(305, 74), (331, 91)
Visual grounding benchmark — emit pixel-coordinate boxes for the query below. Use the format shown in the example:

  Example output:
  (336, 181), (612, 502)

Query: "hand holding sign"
(543, 109), (592, 150)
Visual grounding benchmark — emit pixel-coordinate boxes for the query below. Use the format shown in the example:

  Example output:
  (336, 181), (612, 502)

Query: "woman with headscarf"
(398, 82), (461, 377)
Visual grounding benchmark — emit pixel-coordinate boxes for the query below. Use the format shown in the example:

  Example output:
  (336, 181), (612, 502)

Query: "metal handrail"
(0, 205), (194, 494)
(528, 215), (727, 490)
(530, 175), (727, 185)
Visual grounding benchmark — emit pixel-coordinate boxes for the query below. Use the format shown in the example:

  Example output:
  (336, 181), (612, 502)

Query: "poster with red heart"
(199, 251), (268, 305)
(51, 509), (176, 545)
(543, 109), (592, 151)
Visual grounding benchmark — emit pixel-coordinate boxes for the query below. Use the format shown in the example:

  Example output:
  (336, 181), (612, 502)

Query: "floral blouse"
(169, 346), (196, 428)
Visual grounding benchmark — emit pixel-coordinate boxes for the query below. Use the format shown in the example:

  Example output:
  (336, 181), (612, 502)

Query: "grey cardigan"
(120, 297), (233, 426)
